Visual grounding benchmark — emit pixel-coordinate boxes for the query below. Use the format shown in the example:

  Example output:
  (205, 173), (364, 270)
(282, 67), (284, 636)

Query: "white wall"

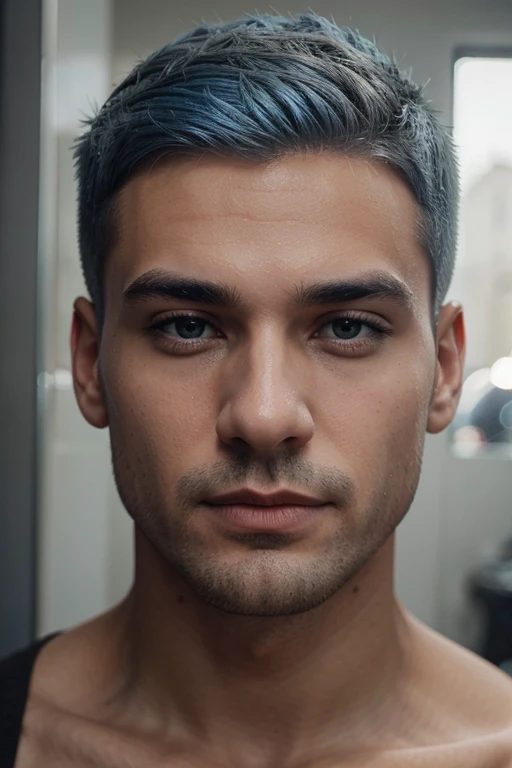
(38, 0), (512, 648)
(37, 0), (116, 635)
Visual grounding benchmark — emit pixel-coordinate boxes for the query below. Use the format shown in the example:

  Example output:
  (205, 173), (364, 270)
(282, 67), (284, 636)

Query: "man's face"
(75, 152), (460, 616)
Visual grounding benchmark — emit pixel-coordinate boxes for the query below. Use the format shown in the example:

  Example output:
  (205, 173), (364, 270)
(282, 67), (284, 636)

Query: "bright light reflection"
(463, 367), (491, 392)
(490, 357), (512, 390)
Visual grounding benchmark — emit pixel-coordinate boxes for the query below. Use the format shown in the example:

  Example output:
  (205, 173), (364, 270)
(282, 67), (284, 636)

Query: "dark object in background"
(469, 537), (512, 670)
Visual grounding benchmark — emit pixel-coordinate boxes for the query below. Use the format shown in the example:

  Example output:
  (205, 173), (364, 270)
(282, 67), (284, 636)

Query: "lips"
(203, 488), (329, 533)
(206, 488), (327, 507)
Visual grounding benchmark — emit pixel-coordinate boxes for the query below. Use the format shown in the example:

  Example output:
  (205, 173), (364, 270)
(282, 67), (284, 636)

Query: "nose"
(215, 331), (315, 454)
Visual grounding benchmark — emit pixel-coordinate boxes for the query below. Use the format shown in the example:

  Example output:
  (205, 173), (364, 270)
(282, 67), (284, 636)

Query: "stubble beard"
(111, 445), (424, 618)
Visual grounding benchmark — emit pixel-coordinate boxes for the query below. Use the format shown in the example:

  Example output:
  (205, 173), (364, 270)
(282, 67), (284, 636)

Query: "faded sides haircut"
(73, 12), (459, 328)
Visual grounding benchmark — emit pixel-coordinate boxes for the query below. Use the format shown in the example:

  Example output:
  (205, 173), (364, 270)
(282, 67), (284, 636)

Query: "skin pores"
(76, 152), (458, 618)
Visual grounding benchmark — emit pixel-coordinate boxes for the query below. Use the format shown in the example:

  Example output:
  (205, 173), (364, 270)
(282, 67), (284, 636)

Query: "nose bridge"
(246, 325), (290, 418)
(216, 323), (314, 451)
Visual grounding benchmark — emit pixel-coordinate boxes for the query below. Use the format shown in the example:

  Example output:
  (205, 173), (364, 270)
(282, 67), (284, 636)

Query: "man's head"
(71, 13), (465, 617)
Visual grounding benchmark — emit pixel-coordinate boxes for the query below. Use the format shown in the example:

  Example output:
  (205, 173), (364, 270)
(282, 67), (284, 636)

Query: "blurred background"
(1, 0), (511, 666)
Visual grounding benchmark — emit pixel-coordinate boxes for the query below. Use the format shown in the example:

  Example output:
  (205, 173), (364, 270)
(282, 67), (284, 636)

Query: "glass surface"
(35, 2), (512, 652)
(37, 0), (133, 637)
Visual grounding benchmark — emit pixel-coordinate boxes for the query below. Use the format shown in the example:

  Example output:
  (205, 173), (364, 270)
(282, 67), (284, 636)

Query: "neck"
(103, 530), (414, 762)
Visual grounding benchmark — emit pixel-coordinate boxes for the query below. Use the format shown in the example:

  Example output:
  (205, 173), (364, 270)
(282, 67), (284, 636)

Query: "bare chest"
(14, 702), (512, 768)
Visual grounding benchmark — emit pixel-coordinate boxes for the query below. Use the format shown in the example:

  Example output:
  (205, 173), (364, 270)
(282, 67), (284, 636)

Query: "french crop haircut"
(73, 12), (459, 328)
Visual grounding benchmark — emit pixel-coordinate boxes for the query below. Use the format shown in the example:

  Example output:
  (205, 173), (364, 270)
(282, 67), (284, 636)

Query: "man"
(2, 12), (512, 768)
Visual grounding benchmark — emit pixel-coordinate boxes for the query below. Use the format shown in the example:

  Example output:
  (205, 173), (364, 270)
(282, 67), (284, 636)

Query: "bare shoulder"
(406, 614), (512, 750)
(412, 615), (512, 709)
(14, 614), (114, 767)
(343, 614), (512, 768)
(27, 605), (130, 716)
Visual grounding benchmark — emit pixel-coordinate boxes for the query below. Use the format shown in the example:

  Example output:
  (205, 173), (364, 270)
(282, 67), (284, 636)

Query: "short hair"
(73, 12), (459, 327)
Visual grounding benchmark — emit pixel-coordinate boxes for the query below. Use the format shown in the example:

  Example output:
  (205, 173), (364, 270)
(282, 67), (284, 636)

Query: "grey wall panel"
(0, 0), (42, 656)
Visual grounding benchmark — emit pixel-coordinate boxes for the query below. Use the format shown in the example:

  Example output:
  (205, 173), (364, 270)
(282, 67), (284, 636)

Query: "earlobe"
(71, 297), (109, 429)
(427, 302), (466, 435)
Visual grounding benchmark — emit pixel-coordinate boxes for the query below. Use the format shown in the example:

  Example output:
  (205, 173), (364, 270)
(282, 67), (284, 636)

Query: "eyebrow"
(122, 268), (414, 311)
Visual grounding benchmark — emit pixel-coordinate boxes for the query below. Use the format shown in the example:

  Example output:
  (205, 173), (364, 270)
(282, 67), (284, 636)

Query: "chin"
(173, 548), (355, 617)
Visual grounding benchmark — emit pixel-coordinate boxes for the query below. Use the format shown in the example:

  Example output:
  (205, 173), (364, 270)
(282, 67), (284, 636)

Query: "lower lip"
(206, 504), (329, 532)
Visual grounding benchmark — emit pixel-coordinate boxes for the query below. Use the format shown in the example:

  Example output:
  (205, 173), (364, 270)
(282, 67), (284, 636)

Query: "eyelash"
(148, 312), (392, 353)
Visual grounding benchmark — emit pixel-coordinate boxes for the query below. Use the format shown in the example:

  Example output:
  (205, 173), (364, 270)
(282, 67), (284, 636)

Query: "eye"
(148, 311), (391, 353)
(315, 314), (390, 343)
(319, 317), (379, 340)
(152, 314), (218, 341)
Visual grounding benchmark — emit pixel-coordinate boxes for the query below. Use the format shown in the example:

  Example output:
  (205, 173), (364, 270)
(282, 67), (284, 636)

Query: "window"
(449, 55), (512, 458)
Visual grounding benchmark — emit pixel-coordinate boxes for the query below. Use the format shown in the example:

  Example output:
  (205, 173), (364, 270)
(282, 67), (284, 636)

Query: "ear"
(427, 301), (466, 434)
(70, 297), (109, 429)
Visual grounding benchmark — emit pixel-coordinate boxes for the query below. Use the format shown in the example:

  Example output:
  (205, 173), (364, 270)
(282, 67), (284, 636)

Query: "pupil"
(176, 318), (204, 339)
(333, 319), (361, 339)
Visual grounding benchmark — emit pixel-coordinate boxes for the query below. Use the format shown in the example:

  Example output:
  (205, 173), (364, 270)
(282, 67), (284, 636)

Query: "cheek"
(103, 349), (215, 466)
(319, 354), (435, 470)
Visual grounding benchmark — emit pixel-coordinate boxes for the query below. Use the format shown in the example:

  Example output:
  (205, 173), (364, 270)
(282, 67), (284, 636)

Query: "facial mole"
(352, 586), (360, 594)
(177, 594), (185, 603)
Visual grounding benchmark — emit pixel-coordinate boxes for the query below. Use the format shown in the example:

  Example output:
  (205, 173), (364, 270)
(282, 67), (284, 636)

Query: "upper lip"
(206, 489), (327, 507)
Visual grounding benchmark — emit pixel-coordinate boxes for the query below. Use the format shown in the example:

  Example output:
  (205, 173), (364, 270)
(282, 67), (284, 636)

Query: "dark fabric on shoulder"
(0, 632), (62, 768)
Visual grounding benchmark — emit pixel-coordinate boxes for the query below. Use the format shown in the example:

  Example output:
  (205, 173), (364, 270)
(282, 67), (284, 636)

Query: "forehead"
(108, 152), (431, 309)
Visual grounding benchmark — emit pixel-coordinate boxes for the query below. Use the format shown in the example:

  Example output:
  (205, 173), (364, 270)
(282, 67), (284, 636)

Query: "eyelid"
(150, 309), (216, 324)
(150, 312), (221, 337)
(149, 310), (391, 343)
(314, 309), (391, 332)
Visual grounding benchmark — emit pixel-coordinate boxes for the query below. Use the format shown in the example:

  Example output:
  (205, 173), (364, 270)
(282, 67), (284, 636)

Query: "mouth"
(203, 502), (331, 533)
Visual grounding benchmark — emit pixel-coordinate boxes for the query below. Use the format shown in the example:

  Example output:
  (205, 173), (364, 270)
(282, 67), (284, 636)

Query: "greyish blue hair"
(73, 12), (459, 327)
